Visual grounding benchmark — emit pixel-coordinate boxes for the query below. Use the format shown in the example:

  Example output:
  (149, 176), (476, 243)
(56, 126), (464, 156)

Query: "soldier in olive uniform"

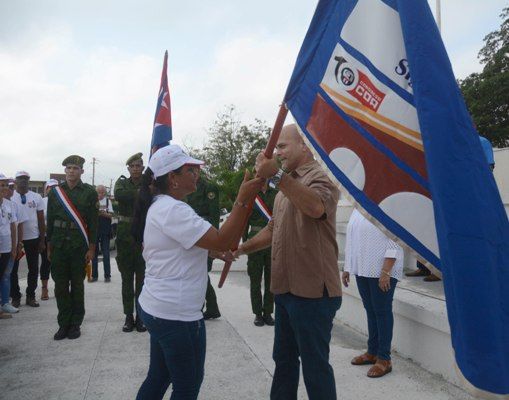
(47, 155), (98, 340)
(114, 153), (147, 333)
(186, 175), (221, 319)
(243, 184), (277, 327)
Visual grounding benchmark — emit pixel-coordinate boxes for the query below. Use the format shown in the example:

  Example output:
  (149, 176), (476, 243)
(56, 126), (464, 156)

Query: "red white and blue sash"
(53, 186), (89, 247)
(254, 195), (272, 222)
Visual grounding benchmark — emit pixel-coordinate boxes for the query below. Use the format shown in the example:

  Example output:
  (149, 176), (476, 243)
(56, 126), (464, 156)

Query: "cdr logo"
(334, 56), (386, 112)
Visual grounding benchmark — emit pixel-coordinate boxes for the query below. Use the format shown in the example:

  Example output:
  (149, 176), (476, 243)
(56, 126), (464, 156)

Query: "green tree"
(189, 105), (271, 209)
(460, 7), (509, 147)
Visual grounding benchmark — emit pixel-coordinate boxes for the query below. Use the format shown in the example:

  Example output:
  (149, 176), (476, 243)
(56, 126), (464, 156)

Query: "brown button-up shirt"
(268, 160), (341, 298)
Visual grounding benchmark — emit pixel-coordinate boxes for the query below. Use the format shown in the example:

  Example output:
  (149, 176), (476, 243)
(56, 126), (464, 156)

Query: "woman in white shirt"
(342, 209), (404, 378)
(132, 145), (263, 400)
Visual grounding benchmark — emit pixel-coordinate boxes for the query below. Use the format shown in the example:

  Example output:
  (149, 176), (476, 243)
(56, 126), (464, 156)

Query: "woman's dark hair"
(131, 166), (183, 243)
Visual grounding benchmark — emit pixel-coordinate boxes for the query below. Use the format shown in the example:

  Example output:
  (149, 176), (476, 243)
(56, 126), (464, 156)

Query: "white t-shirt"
(12, 191), (44, 241)
(344, 209), (404, 280)
(98, 197), (114, 214)
(0, 199), (18, 253)
(138, 195), (212, 321)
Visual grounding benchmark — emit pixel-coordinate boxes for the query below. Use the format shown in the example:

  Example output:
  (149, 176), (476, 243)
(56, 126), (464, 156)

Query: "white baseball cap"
(15, 171), (30, 179)
(45, 179), (59, 189)
(149, 145), (204, 178)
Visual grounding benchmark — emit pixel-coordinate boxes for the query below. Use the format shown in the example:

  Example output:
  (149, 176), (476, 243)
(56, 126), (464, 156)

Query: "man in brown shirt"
(236, 124), (342, 400)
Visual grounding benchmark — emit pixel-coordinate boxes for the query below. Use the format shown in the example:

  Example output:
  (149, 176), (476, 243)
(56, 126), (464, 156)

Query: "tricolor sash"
(254, 195), (272, 222)
(53, 186), (89, 247)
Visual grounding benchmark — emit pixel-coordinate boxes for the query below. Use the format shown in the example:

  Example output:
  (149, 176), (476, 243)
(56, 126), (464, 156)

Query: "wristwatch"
(271, 168), (285, 188)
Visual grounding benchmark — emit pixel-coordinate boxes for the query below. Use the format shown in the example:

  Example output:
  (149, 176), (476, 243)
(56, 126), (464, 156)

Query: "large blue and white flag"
(284, 0), (509, 396)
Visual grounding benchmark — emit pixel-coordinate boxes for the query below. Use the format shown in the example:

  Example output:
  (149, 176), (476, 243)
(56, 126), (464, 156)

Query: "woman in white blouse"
(342, 209), (403, 378)
(131, 145), (263, 400)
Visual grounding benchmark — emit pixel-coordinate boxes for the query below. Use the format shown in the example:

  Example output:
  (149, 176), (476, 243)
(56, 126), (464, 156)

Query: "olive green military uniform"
(47, 158), (98, 329)
(186, 177), (220, 316)
(243, 188), (277, 317)
(114, 174), (145, 316)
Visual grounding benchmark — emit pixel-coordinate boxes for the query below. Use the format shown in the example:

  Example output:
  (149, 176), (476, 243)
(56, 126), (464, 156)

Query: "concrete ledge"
(338, 278), (460, 387)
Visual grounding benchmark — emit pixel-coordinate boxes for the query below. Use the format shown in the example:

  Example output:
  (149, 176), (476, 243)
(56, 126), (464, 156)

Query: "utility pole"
(109, 178), (113, 196)
(92, 157), (98, 186)
(436, 0), (442, 33)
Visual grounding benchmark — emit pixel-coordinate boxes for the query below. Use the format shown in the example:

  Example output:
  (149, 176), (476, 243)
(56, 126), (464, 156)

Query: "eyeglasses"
(21, 194), (26, 204)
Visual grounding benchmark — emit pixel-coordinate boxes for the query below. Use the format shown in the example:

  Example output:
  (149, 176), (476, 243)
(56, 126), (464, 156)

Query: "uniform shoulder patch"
(207, 191), (216, 200)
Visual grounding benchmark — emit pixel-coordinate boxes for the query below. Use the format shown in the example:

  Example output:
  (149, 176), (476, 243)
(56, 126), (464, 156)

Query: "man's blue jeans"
(270, 292), (341, 400)
(92, 233), (111, 279)
(136, 306), (206, 400)
(355, 276), (397, 361)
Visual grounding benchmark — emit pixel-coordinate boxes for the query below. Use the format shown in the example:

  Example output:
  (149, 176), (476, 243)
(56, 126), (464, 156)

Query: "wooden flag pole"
(218, 103), (288, 288)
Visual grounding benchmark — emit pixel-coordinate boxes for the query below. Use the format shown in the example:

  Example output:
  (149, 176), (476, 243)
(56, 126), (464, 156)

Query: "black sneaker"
(104, 277), (111, 283)
(11, 298), (20, 308)
(263, 314), (275, 326)
(89, 277), (98, 282)
(123, 314), (134, 332)
(203, 310), (221, 320)
(54, 327), (68, 340)
(254, 315), (265, 327)
(135, 315), (147, 332)
(67, 325), (81, 339)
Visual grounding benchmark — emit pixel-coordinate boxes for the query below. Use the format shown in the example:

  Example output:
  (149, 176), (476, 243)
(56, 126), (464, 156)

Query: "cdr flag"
(283, 0), (509, 397)
(151, 50), (172, 156)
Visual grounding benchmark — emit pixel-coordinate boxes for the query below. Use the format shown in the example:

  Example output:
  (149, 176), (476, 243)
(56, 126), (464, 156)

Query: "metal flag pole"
(218, 103), (288, 288)
(436, 0), (442, 33)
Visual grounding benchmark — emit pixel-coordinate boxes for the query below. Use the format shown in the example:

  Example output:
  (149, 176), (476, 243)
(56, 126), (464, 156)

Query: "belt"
(250, 226), (263, 233)
(54, 220), (78, 230)
(118, 216), (133, 223)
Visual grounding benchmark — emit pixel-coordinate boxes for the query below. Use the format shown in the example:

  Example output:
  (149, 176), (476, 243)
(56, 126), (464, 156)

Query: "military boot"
(67, 325), (81, 339)
(53, 326), (68, 341)
(135, 315), (147, 332)
(123, 314), (134, 332)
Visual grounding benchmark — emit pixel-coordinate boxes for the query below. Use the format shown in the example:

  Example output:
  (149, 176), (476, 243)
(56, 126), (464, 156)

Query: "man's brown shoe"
(405, 269), (429, 277)
(0, 311), (13, 319)
(11, 299), (20, 308)
(26, 297), (40, 307)
(424, 274), (441, 282)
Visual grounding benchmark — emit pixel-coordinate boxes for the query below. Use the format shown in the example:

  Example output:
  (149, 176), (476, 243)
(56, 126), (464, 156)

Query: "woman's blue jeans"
(355, 276), (397, 361)
(136, 306), (206, 400)
(1, 257), (14, 305)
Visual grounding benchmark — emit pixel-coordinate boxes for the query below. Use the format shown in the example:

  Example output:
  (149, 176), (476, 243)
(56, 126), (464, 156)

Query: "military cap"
(62, 155), (85, 167)
(126, 152), (143, 166)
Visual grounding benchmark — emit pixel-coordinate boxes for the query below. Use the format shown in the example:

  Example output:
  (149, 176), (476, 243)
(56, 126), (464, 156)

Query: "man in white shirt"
(91, 185), (114, 282)
(10, 171), (45, 308)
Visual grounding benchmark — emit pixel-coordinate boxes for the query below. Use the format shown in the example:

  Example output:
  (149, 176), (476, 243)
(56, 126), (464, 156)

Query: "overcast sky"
(0, 0), (506, 186)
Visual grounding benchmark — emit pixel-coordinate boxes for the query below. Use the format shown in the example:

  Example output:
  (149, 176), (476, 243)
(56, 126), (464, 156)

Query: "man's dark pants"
(270, 292), (341, 400)
(204, 258), (219, 314)
(92, 233), (111, 279)
(10, 238), (40, 300)
(51, 245), (87, 327)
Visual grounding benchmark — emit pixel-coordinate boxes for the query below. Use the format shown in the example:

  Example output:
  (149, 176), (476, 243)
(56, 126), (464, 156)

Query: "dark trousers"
(51, 246), (87, 327)
(136, 306), (206, 400)
(356, 276), (397, 361)
(247, 250), (273, 316)
(92, 233), (111, 279)
(10, 238), (40, 300)
(116, 238), (145, 315)
(204, 258), (219, 314)
(40, 238), (51, 281)
(270, 293), (341, 400)
(416, 261), (430, 274)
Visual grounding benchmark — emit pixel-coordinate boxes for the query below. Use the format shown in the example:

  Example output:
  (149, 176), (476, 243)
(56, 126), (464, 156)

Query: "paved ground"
(0, 257), (474, 400)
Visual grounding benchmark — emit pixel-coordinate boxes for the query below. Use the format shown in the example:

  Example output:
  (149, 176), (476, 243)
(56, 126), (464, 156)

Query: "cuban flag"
(283, 0), (509, 397)
(151, 50), (172, 156)
(254, 195), (272, 222)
